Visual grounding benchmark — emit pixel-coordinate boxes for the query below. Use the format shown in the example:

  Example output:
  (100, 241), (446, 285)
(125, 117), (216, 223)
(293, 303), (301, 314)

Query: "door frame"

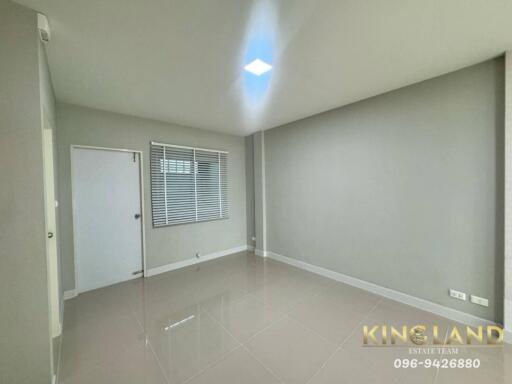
(43, 120), (61, 338)
(70, 145), (147, 293)
(42, 112), (61, 384)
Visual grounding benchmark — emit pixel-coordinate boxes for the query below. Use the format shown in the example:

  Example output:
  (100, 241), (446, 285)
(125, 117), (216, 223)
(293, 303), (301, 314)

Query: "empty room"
(2, 0), (512, 383)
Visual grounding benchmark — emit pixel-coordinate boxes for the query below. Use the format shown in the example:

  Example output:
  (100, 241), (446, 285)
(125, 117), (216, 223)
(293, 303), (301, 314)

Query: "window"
(160, 159), (192, 174)
(150, 142), (228, 227)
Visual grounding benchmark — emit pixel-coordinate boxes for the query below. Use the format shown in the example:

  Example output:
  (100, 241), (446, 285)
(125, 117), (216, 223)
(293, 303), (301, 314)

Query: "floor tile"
(59, 251), (508, 384)
(185, 347), (281, 384)
(288, 294), (366, 345)
(135, 274), (247, 330)
(365, 346), (437, 384)
(60, 343), (167, 384)
(146, 306), (240, 383)
(205, 294), (283, 342)
(473, 343), (512, 378)
(246, 317), (336, 384)
(435, 364), (506, 384)
(250, 279), (322, 314)
(434, 344), (512, 383)
(319, 282), (381, 314)
(63, 284), (134, 328)
(342, 298), (453, 350)
(308, 347), (403, 384)
(59, 311), (145, 380)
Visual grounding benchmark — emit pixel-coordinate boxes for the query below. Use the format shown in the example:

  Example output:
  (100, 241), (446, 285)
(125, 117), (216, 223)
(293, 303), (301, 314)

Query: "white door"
(42, 124), (61, 338)
(72, 147), (143, 293)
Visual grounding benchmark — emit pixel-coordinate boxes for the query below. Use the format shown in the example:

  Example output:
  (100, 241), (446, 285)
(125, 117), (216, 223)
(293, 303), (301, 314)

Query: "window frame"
(150, 141), (228, 228)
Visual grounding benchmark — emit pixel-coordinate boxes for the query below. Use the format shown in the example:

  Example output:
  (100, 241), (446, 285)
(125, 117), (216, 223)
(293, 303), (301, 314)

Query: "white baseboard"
(266, 251), (499, 330)
(63, 289), (77, 300)
(255, 249), (268, 257)
(146, 245), (250, 277)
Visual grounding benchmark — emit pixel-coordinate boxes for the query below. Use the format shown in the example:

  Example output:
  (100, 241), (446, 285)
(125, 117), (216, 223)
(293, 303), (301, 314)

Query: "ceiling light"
(244, 59), (272, 76)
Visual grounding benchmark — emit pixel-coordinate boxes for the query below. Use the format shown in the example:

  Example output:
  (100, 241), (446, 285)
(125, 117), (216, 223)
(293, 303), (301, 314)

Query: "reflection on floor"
(59, 251), (511, 384)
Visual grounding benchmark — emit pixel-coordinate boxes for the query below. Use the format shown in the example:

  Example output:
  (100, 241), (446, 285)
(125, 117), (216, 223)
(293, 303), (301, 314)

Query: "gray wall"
(56, 103), (248, 292)
(39, 31), (61, 378)
(253, 132), (266, 252)
(39, 43), (56, 128)
(263, 59), (504, 322)
(0, 1), (52, 383)
(245, 135), (255, 245)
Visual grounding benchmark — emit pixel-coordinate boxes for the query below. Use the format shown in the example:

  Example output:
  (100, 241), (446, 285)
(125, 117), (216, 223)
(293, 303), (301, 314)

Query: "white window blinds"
(150, 142), (228, 227)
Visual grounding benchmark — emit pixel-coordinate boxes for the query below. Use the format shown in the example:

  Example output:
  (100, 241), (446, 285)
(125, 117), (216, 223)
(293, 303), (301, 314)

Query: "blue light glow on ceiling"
(241, 1), (275, 108)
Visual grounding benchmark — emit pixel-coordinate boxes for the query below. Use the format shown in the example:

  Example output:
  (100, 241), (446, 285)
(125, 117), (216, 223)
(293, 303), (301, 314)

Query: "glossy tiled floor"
(59, 251), (512, 384)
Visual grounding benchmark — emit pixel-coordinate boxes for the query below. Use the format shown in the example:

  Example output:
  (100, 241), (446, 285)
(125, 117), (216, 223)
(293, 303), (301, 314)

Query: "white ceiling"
(15, 0), (512, 135)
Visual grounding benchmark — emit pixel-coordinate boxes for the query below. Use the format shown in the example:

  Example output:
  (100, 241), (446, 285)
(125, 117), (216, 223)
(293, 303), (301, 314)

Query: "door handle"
(48, 232), (54, 239)
(134, 213), (141, 219)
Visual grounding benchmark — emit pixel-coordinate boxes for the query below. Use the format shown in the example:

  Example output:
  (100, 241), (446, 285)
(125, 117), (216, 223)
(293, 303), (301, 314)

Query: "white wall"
(245, 135), (255, 246)
(504, 51), (512, 338)
(253, 131), (266, 253)
(56, 103), (248, 292)
(0, 1), (53, 382)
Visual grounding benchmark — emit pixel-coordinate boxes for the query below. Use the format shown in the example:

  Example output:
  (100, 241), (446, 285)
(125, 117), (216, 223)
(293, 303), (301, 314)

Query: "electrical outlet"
(470, 295), (488, 307)
(252, 236), (256, 242)
(449, 289), (466, 301)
